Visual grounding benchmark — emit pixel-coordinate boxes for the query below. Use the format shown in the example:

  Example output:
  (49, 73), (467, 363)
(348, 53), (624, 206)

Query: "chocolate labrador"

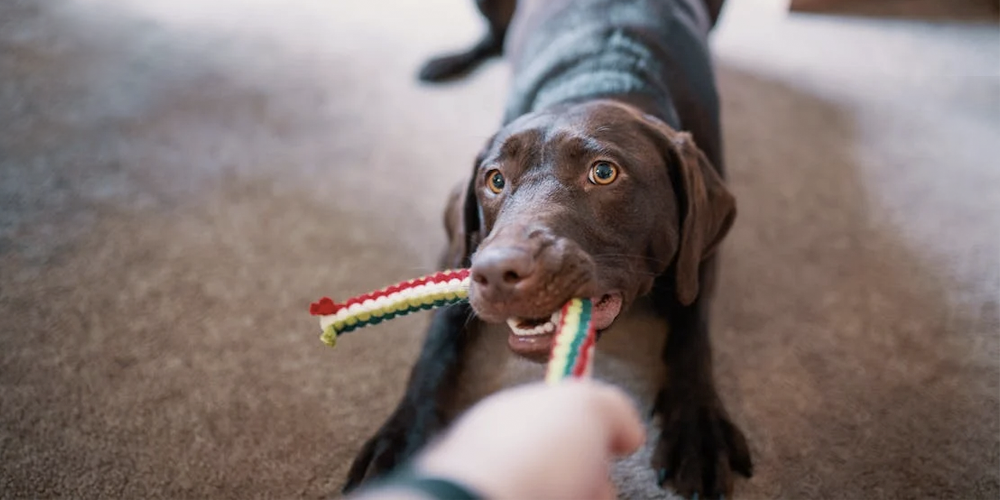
(344, 0), (751, 497)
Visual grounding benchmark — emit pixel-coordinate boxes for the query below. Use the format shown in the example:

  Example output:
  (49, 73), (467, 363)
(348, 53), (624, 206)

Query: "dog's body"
(345, 0), (751, 497)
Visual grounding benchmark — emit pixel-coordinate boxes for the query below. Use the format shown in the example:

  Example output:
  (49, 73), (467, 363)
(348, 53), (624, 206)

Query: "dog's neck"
(443, 296), (668, 419)
(441, 296), (670, 497)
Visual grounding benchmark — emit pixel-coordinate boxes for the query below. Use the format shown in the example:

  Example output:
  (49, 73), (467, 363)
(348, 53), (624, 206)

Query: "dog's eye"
(486, 169), (505, 194)
(588, 161), (619, 185)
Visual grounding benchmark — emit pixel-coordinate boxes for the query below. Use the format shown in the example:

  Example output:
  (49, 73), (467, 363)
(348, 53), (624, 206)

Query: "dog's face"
(444, 100), (735, 359)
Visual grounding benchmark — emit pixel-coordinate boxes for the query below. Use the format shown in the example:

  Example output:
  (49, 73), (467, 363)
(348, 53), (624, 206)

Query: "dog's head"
(443, 100), (735, 359)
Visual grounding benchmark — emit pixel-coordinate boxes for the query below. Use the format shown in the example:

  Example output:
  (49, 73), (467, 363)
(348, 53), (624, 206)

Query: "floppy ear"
(440, 154), (485, 269)
(667, 131), (736, 305)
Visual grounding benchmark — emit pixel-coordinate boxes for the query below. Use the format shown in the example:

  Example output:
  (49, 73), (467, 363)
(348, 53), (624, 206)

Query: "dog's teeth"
(507, 316), (563, 336)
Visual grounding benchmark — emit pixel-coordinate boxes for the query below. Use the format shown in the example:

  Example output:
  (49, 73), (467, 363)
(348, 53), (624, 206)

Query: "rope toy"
(309, 269), (596, 383)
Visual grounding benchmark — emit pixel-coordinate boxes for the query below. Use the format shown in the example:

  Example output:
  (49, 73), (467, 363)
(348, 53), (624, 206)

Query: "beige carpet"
(1, 0), (997, 498)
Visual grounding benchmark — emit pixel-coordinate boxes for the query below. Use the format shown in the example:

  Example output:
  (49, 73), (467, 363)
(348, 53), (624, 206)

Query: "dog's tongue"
(590, 293), (623, 331)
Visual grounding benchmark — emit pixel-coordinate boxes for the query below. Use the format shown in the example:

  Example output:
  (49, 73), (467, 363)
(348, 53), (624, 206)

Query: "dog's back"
(503, 0), (724, 170)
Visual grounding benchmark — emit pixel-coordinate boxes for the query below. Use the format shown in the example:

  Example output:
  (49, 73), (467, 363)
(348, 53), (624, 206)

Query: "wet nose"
(470, 246), (535, 298)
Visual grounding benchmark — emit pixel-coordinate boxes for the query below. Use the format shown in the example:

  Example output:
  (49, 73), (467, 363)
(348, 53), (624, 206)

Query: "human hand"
(415, 380), (645, 500)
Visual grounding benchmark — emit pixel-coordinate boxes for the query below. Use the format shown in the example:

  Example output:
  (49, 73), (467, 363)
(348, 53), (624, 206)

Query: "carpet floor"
(1, 0), (997, 498)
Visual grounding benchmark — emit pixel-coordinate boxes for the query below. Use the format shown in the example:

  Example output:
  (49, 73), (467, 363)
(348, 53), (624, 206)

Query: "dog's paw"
(652, 399), (753, 499)
(342, 423), (412, 494)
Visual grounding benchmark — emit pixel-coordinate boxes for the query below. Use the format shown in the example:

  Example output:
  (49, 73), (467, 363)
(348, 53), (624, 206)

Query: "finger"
(587, 383), (646, 456)
(594, 475), (618, 500)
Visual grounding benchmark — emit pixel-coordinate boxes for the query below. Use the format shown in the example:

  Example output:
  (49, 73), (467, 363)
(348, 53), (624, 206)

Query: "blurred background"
(1, 0), (997, 498)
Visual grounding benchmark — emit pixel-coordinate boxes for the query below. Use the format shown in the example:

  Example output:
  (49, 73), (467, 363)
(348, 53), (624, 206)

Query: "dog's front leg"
(342, 302), (473, 493)
(651, 271), (753, 499)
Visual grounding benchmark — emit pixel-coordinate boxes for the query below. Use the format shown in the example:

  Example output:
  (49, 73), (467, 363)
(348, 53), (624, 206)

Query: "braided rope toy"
(309, 269), (596, 383)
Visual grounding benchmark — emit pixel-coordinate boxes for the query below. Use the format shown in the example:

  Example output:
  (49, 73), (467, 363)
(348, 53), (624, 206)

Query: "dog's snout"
(467, 221), (598, 321)
(470, 246), (535, 297)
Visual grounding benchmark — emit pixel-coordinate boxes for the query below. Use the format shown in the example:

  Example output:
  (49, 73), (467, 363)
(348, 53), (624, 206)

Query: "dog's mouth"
(505, 292), (623, 360)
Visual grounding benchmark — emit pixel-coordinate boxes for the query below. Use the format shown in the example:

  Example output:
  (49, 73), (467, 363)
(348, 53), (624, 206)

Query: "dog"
(344, 0), (751, 497)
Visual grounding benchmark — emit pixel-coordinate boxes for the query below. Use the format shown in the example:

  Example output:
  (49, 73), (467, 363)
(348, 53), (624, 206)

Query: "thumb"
(588, 383), (646, 456)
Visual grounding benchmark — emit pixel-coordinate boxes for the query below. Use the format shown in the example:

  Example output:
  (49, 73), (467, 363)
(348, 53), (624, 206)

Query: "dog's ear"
(629, 107), (736, 304)
(440, 151), (485, 269)
(666, 131), (736, 305)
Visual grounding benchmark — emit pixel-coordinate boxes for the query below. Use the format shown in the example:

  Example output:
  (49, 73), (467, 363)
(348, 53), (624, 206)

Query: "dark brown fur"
(344, 1), (752, 497)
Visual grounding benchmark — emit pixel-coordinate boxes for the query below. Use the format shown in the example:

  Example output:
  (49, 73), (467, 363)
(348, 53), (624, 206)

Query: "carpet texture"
(1, 0), (997, 498)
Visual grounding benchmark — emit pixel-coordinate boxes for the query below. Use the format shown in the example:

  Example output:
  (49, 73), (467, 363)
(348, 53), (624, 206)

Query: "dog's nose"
(470, 246), (534, 298)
